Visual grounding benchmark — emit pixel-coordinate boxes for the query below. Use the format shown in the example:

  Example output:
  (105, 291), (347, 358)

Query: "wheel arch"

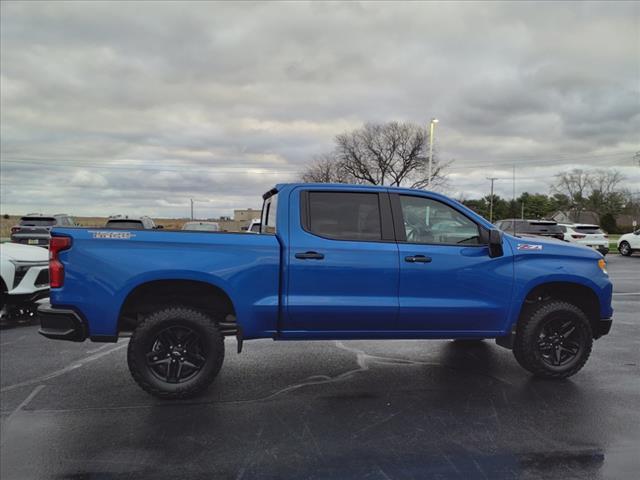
(518, 281), (601, 337)
(118, 279), (237, 336)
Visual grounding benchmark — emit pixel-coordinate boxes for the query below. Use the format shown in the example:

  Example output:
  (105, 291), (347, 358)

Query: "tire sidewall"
(619, 241), (631, 256)
(530, 309), (590, 373)
(514, 301), (593, 378)
(128, 307), (224, 398)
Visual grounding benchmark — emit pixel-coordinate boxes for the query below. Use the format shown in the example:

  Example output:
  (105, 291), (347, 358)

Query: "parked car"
(617, 229), (640, 256)
(39, 184), (612, 399)
(1, 243), (49, 322)
(105, 215), (157, 230)
(246, 218), (261, 233)
(10, 213), (75, 247)
(495, 219), (564, 240)
(182, 221), (220, 232)
(558, 224), (609, 256)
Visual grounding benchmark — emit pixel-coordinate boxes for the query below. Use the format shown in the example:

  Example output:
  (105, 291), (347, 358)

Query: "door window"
(399, 195), (481, 245)
(307, 192), (382, 241)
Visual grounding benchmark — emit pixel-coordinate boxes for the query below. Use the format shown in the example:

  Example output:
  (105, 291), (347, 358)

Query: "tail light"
(49, 236), (71, 288)
(603, 234), (609, 239)
(10, 226), (20, 234)
(571, 234), (586, 239)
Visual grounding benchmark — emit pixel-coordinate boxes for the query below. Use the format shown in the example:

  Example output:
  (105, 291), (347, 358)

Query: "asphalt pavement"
(1, 255), (638, 479)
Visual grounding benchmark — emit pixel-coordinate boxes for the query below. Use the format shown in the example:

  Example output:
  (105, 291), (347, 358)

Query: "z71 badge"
(517, 243), (543, 251)
(89, 231), (136, 240)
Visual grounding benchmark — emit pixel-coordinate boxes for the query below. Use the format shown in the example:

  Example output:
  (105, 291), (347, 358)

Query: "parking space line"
(612, 292), (640, 296)
(0, 335), (26, 347)
(0, 342), (127, 393)
(0, 384), (45, 447)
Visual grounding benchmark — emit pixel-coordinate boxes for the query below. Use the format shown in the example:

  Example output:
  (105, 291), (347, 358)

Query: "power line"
(0, 150), (635, 174)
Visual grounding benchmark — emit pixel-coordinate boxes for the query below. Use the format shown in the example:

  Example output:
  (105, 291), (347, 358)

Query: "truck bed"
(50, 228), (281, 339)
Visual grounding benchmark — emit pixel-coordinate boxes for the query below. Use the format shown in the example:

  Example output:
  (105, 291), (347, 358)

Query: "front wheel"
(513, 300), (592, 379)
(127, 306), (225, 399)
(619, 241), (632, 256)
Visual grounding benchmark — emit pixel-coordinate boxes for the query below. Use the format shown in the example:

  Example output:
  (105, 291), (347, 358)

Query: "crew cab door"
(284, 188), (399, 332)
(391, 193), (513, 334)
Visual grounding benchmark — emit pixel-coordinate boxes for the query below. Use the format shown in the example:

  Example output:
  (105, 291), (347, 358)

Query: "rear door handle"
(295, 251), (325, 260)
(405, 255), (432, 263)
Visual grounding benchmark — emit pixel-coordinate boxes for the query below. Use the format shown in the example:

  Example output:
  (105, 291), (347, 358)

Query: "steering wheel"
(406, 223), (433, 243)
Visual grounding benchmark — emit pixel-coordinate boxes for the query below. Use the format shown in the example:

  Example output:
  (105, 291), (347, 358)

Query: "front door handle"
(295, 251), (325, 260)
(405, 255), (432, 263)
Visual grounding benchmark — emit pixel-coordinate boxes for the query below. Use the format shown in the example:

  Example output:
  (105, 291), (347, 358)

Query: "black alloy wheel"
(146, 325), (207, 384)
(127, 306), (225, 399)
(536, 318), (583, 368)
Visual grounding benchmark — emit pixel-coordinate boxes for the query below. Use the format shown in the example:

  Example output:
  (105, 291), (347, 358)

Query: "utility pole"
(190, 199), (194, 220)
(427, 118), (439, 188)
(521, 201), (525, 219)
(486, 177), (499, 223)
(512, 164), (516, 232)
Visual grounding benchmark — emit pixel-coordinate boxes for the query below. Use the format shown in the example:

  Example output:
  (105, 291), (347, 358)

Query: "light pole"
(427, 118), (439, 188)
(486, 177), (499, 223)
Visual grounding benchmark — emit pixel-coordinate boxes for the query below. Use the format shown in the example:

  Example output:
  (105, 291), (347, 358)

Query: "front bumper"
(5, 289), (49, 306)
(38, 303), (87, 341)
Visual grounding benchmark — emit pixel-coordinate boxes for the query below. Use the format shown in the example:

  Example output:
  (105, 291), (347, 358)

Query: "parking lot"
(0, 255), (638, 479)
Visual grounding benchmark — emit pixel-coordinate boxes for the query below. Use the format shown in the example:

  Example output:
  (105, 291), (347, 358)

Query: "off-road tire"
(513, 300), (592, 379)
(619, 241), (632, 256)
(127, 306), (225, 399)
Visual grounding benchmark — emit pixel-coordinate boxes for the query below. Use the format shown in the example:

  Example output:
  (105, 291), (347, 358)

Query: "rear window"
(527, 222), (562, 234)
(106, 220), (145, 229)
(19, 217), (56, 226)
(261, 194), (278, 234)
(183, 222), (219, 231)
(306, 192), (381, 241)
(574, 226), (603, 234)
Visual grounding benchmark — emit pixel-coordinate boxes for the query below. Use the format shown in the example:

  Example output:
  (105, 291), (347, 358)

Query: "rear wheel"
(619, 241), (632, 256)
(513, 300), (592, 379)
(127, 306), (225, 399)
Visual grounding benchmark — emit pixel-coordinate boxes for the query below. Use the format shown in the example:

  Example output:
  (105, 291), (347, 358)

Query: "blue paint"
(49, 183), (613, 341)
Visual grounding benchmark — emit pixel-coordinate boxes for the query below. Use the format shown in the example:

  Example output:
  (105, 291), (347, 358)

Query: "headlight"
(598, 258), (608, 275)
(9, 260), (47, 288)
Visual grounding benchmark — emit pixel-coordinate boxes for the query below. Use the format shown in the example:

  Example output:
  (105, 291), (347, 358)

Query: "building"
(233, 208), (261, 223)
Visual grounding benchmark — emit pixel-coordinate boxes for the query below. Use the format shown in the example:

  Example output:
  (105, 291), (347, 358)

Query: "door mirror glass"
(488, 228), (503, 258)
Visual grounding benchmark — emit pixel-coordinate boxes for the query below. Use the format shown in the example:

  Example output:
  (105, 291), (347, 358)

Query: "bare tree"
(301, 154), (356, 184)
(588, 169), (625, 195)
(551, 169), (592, 213)
(552, 168), (627, 218)
(302, 121), (450, 189)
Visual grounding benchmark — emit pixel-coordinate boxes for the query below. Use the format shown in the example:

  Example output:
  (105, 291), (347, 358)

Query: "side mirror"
(488, 228), (504, 258)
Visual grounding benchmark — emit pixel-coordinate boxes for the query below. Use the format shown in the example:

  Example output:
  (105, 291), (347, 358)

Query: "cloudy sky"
(1, 1), (639, 218)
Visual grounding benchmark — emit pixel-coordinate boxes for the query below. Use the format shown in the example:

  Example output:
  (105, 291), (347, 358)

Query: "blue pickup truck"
(38, 184), (613, 398)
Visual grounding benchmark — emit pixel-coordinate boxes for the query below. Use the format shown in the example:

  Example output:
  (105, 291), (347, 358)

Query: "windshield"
(19, 217), (55, 226)
(106, 220), (145, 229)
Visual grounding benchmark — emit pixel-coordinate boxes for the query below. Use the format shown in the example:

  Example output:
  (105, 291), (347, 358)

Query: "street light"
(427, 118), (439, 188)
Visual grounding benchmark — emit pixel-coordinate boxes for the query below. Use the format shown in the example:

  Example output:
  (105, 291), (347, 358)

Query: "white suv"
(1, 243), (49, 321)
(617, 229), (640, 256)
(558, 223), (609, 256)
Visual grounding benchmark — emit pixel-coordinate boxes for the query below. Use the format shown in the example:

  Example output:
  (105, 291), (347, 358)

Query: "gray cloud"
(1, 1), (639, 218)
